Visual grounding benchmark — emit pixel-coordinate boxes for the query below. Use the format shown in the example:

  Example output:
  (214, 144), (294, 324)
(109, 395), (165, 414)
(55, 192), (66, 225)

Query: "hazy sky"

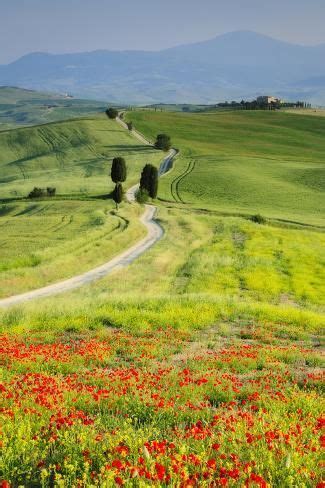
(1, 0), (324, 64)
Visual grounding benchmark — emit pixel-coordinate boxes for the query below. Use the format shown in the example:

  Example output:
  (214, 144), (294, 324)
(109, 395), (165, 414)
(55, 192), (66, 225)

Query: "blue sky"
(1, 0), (325, 64)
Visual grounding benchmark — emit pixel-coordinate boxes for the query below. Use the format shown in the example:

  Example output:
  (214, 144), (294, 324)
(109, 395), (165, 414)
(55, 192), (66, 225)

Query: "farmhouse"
(256, 96), (282, 105)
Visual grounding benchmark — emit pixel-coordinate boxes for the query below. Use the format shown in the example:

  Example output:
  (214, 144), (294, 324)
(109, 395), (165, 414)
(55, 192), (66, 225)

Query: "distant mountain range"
(0, 31), (325, 105)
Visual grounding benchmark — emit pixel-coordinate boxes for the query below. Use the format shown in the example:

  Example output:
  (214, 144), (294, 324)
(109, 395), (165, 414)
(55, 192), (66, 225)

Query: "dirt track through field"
(0, 119), (177, 308)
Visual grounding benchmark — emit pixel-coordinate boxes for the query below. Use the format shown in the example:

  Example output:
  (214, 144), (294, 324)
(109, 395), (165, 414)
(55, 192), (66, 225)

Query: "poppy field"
(0, 319), (324, 487)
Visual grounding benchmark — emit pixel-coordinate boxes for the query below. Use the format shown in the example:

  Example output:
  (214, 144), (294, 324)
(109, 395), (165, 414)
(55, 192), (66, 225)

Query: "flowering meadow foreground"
(0, 320), (324, 487)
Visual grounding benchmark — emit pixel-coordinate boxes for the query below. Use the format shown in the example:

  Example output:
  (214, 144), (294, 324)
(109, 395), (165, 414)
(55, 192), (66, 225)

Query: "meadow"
(0, 293), (324, 487)
(0, 87), (106, 130)
(0, 201), (146, 298)
(0, 115), (161, 199)
(127, 110), (325, 226)
(0, 114), (162, 295)
(0, 106), (324, 487)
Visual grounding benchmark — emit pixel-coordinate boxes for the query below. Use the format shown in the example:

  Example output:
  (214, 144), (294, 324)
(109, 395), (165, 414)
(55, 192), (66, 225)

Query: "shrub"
(28, 187), (56, 198)
(46, 187), (56, 197)
(136, 188), (149, 204)
(154, 133), (171, 151)
(250, 214), (266, 224)
(106, 107), (118, 119)
(28, 187), (46, 198)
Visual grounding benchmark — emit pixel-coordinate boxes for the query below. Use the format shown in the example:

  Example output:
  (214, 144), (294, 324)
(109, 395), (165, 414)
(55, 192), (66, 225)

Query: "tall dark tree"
(111, 157), (127, 184)
(112, 183), (123, 209)
(140, 164), (158, 199)
(154, 134), (171, 152)
(106, 107), (118, 119)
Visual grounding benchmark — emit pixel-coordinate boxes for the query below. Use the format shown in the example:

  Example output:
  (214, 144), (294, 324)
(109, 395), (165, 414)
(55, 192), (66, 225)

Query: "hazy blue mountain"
(0, 31), (324, 104)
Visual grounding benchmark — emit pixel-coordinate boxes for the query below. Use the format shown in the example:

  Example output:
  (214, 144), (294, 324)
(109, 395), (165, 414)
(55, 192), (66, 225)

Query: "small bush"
(106, 107), (118, 119)
(46, 187), (56, 197)
(136, 188), (149, 204)
(154, 133), (171, 151)
(28, 187), (44, 198)
(250, 214), (266, 224)
(28, 187), (56, 198)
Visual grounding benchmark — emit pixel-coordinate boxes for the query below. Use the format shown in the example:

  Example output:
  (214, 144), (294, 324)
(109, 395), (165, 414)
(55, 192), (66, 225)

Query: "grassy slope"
(0, 115), (163, 296)
(0, 106), (324, 487)
(0, 114), (161, 199)
(0, 86), (106, 129)
(127, 110), (325, 226)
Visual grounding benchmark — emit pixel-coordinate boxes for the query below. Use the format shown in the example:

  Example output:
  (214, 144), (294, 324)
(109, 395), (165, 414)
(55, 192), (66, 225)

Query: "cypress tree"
(111, 157), (127, 183)
(140, 164), (158, 199)
(113, 183), (123, 209)
(140, 164), (151, 191)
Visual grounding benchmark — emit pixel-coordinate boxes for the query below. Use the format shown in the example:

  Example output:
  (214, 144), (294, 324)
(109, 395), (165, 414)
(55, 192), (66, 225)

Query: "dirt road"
(0, 125), (176, 308)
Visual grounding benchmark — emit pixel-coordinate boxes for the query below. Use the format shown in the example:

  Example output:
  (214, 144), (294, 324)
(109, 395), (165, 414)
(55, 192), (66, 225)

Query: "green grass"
(0, 114), (163, 294)
(0, 104), (324, 487)
(127, 110), (325, 226)
(0, 86), (107, 129)
(0, 201), (146, 298)
(4, 206), (322, 337)
(0, 114), (162, 199)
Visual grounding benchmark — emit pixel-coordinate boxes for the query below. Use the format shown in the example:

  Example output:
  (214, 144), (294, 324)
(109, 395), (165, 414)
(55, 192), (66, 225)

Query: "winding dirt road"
(0, 124), (176, 308)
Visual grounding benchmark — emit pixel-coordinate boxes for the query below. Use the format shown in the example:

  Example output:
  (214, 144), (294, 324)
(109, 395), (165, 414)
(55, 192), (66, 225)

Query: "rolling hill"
(0, 31), (325, 104)
(0, 86), (107, 130)
(127, 109), (325, 226)
(0, 114), (162, 199)
(0, 104), (324, 487)
(0, 114), (163, 296)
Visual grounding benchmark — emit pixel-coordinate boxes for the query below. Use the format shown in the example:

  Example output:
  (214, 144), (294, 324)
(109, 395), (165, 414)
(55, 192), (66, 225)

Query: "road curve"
(0, 139), (176, 308)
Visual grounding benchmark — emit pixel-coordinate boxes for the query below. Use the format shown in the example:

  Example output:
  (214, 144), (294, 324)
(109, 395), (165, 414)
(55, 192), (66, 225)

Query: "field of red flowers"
(0, 321), (324, 487)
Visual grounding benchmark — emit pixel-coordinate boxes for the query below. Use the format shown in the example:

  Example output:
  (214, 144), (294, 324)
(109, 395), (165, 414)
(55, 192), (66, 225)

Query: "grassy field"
(0, 201), (324, 486)
(0, 86), (107, 130)
(0, 201), (146, 298)
(284, 108), (325, 117)
(0, 107), (324, 486)
(0, 114), (163, 295)
(0, 114), (162, 199)
(0, 228), (324, 486)
(126, 110), (325, 226)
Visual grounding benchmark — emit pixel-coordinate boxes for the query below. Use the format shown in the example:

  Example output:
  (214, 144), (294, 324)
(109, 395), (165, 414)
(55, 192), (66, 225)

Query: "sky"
(1, 0), (325, 64)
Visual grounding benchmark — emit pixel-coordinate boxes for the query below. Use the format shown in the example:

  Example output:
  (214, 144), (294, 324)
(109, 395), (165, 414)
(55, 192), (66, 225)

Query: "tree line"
(28, 109), (171, 211)
(106, 108), (171, 208)
(110, 157), (159, 208)
(216, 99), (310, 110)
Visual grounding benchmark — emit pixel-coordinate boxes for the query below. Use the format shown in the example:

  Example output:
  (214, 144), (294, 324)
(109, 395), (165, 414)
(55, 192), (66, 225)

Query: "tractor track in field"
(0, 118), (177, 308)
(171, 159), (196, 203)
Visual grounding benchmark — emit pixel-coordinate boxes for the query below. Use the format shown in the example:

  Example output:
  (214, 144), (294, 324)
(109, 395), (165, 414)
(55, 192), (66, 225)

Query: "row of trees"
(216, 99), (310, 111)
(28, 187), (56, 198)
(106, 109), (171, 208)
(110, 156), (159, 208)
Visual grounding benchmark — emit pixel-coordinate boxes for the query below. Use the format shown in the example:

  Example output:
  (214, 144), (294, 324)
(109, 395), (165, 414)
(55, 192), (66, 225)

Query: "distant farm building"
(256, 96), (282, 105)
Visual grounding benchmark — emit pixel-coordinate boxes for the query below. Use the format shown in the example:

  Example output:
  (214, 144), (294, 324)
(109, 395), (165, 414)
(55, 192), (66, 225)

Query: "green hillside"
(0, 86), (106, 129)
(127, 110), (325, 226)
(0, 105), (324, 488)
(0, 114), (162, 296)
(0, 114), (161, 199)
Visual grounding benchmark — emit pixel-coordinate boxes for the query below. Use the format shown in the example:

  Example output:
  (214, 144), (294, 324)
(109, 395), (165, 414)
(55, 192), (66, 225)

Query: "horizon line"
(2, 29), (324, 65)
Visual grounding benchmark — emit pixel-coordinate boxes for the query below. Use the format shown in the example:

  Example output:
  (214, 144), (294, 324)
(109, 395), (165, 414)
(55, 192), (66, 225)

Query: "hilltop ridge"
(1, 31), (325, 104)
